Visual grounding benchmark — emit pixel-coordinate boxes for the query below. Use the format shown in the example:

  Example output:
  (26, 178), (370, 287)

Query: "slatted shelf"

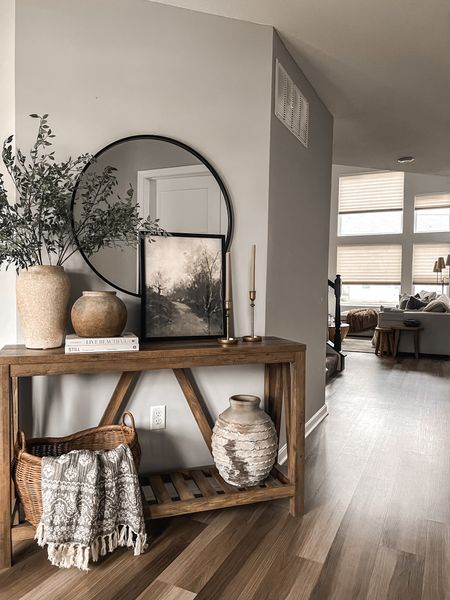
(140, 465), (294, 519)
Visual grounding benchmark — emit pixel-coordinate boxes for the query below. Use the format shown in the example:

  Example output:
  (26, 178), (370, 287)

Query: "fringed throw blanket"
(35, 443), (147, 571)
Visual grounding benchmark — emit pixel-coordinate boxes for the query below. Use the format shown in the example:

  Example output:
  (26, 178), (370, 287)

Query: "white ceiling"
(151, 0), (450, 175)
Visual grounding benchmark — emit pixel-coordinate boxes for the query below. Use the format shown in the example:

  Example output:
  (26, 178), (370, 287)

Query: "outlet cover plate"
(150, 405), (166, 430)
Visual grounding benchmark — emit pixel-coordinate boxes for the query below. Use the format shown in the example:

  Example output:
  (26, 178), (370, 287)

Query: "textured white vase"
(16, 265), (71, 349)
(212, 395), (278, 487)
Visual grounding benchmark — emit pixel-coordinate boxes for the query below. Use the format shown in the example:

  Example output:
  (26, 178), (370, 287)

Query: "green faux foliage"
(0, 114), (165, 271)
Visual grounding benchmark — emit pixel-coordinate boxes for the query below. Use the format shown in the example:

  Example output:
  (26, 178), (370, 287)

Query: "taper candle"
(243, 243), (262, 343)
(250, 244), (256, 291)
(226, 252), (231, 302)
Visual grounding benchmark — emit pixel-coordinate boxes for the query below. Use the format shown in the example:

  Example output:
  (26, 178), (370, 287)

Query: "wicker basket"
(13, 412), (141, 528)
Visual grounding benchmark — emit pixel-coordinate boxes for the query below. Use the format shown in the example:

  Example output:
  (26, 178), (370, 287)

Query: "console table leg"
(10, 378), (19, 526)
(288, 352), (305, 517)
(282, 363), (291, 452)
(0, 365), (12, 569)
(264, 364), (283, 440)
(174, 368), (213, 453)
(99, 371), (141, 426)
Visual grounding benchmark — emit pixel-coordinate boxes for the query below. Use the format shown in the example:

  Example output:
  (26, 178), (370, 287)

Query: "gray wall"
(0, 0), (17, 348)
(6, 1), (334, 470)
(329, 164), (450, 303)
(14, 0), (273, 472)
(265, 32), (333, 422)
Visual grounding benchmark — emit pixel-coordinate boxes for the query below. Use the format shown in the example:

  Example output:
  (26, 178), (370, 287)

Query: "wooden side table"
(328, 323), (350, 344)
(375, 326), (394, 357)
(391, 325), (423, 359)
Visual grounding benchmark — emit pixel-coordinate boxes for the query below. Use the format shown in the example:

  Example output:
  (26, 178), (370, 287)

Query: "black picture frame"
(70, 135), (234, 298)
(140, 232), (226, 342)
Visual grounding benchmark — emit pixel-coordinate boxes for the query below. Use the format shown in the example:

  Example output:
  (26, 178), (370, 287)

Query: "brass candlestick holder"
(243, 291), (262, 342)
(218, 300), (238, 346)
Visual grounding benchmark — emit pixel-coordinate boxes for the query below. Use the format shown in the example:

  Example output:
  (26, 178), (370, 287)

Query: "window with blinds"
(337, 245), (402, 284)
(412, 243), (450, 284)
(414, 193), (450, 233)
(338, 172), (404, 236)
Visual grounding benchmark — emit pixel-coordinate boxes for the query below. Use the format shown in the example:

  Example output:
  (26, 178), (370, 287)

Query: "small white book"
(65, 332), (139, 354)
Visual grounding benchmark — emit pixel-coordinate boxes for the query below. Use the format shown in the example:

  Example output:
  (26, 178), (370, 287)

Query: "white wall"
(14, 0), (273, 471)
(0, 0), (17, 348)
(265, 32), (333, 422)
(329, 164), (450, 302)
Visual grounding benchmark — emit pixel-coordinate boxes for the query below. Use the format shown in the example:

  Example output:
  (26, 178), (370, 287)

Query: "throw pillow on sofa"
(418, 290), (438, 303)
(405, 295), (428, 310)
(399, 293), (411, 309)
(422, 295), (450, 313)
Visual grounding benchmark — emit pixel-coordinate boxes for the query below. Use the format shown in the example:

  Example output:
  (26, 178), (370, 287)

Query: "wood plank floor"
(1, 353), (449, 599)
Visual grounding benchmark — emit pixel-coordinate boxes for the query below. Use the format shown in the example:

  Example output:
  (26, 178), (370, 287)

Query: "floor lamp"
(437, 256), (446, 294)
(433, 260), (440, 285)
(446, 254), (450, 295)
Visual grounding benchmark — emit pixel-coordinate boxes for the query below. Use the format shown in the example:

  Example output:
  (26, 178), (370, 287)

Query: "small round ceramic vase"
(16, 265), (71, 349)
(212, 394), (278, 487)
(71, 291), (127, 338)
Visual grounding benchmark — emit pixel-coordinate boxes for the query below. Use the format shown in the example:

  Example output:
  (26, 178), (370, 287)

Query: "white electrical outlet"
(150, 405), (166, 430)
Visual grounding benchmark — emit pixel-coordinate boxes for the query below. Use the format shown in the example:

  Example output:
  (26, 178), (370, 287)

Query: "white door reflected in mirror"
(137, 165), (225, 235)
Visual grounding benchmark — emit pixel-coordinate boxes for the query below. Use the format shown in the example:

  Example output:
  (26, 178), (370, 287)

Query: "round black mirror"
(71, 135), (233, 297)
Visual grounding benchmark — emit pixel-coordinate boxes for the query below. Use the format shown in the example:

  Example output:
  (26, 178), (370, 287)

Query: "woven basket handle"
(121, 412), (136, 431)
(16, 431), (26, 456)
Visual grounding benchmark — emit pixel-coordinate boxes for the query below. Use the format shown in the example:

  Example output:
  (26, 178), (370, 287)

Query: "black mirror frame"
(70, 134), (234, 298)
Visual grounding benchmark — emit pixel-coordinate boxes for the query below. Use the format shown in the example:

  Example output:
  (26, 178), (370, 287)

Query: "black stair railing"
(328, 274), (342, 352)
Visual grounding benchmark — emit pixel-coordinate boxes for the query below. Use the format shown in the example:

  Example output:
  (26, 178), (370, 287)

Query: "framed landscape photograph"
(141, 233), (225, 341)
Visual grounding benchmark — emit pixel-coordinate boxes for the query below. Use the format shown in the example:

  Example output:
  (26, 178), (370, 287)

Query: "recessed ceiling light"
(397, 156), (415, 164)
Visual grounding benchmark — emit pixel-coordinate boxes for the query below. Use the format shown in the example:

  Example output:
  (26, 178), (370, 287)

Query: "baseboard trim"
(277, 403), (329, 465)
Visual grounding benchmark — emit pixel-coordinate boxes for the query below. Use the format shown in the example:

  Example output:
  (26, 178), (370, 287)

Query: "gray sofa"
(378, 310), (450, 357)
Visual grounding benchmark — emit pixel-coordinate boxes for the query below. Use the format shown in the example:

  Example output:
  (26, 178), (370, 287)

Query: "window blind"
(337, 245), (402, 284)
(413, 243), (450, 284)
(338, 172), (404, 213)
(415, 193), (450, 210)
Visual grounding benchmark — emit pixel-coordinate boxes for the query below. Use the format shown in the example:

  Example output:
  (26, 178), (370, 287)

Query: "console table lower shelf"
(140, 465), (293, 519)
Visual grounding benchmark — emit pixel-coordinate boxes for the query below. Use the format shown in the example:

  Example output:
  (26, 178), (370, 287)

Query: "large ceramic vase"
(71, 291), (127, 337)
(16, 265), (71, 349)
(212, 395), (278, 487)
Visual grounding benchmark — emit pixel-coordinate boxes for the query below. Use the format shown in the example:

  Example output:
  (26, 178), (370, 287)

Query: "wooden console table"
(0, 336), (305, 569)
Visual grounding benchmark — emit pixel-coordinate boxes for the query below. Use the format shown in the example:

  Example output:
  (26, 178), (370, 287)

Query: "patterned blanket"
(35, 443), (147, 571)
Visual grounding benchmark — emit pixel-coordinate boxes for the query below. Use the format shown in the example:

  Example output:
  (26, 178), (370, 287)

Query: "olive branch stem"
(0, 115), (166, 272)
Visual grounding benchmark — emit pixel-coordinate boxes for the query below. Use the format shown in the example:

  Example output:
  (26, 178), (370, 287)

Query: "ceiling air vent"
(275, 59), (309, 148)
